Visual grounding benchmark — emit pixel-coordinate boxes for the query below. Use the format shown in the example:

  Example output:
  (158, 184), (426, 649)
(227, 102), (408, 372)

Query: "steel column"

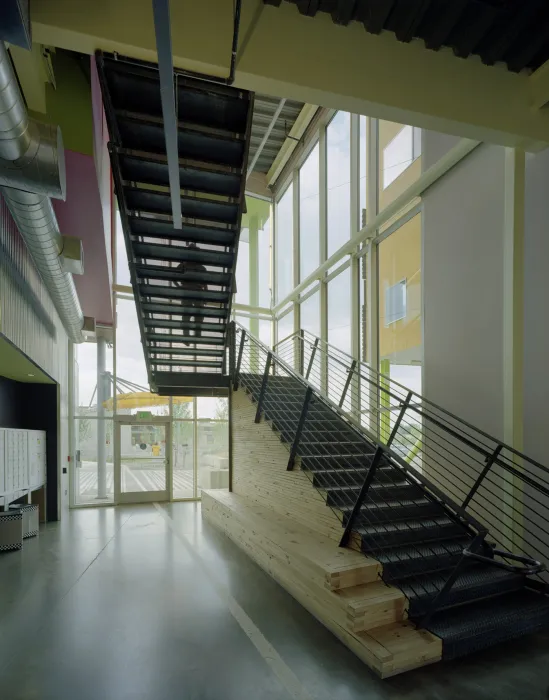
(287, 387), (313, 470)
(255, 352), (273, 423)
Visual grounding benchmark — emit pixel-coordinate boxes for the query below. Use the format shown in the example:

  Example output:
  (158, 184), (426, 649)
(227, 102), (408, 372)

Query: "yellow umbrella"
(103, 391), (193, 410)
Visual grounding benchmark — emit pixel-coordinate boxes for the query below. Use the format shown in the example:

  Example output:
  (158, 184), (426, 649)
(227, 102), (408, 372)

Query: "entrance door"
(114, 420), (171, 504)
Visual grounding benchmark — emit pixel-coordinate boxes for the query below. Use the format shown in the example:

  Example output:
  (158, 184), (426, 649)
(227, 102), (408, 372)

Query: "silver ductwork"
(0, 41), (85, 343)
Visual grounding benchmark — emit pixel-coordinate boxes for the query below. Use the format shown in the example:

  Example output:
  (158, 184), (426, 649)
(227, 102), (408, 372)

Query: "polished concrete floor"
(0, 502), (547, 700)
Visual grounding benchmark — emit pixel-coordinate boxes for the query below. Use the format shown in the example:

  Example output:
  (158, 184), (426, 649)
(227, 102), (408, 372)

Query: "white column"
(319, 121), (328, 393)
(97, 337), (107, 499)
(292, 168), (300, 369)
(503, 146), (525, 548)
(350, 114), (360, 419)
(366, 118), (379, 435)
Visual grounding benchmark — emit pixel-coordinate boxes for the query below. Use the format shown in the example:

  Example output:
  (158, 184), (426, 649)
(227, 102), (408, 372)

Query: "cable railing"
(273, 329), (549, 596)
(230, 322), (548, 626)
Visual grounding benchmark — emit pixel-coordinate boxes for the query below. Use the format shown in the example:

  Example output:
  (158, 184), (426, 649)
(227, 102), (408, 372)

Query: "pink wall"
(53, 150), (113, 326)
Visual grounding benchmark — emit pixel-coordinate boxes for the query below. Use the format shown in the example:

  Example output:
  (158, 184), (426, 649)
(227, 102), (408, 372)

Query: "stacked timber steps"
(97, 52), (253, 395)
(205, 372), (549, 674)
(203, 489), (442, 677)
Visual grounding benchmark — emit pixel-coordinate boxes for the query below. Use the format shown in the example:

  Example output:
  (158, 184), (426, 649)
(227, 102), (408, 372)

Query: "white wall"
(422, 143), (506, 439)
(523, 150), (549, 467)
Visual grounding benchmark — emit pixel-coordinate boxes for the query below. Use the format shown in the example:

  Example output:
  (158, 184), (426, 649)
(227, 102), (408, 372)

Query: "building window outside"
(385, 279), (407, 326)
(275, 184), (294, 303)
(382, 125), (421, 189)
(327, 112), (351, 258)
(299, 142), (320, 282)
(378, 214), (422, 458)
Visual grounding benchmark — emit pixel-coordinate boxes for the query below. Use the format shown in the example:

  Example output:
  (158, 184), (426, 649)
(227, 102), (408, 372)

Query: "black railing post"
(233, 329), (246, 390)
(339, 391), (413, 548)
(462, 444), (503, 509)
(386, 391), (413, 447)
(339, 446), (384, 547)
(339, 360), (357, 409)
(299, 332), (305, 377)
(254, 352), (272, 423)
(287, 387), (313, 471)
(305, 338), (319, 381)
(418, 533), (486, 629)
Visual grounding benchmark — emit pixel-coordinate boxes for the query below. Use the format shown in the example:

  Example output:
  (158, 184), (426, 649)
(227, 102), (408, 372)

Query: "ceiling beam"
(247, 97), (286, 176)
(31, 0), (549, 150)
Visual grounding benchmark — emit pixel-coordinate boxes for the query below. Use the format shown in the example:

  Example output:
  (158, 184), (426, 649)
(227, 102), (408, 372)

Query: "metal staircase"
(233, 324), (549, 660)
(97, 52), (253, 395)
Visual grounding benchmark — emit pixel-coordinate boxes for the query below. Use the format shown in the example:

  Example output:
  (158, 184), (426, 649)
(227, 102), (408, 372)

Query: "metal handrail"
(235, 322), (488, 537)
(275, 329), (549, 476)
(275, 330), (549, 546)
(267, 325), (549, 624)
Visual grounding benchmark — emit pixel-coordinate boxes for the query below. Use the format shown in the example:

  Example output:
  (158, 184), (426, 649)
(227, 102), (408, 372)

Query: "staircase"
(96, 52), (253, 395)
(233, 324), (549, 661)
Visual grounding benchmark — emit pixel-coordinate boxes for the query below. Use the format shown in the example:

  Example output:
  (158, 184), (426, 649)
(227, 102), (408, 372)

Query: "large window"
(379, 121), (421, 210)
(328, 268), (351, 404)
(328, 268), (351, 355)
(115, 210), (131, 286)
(300, 291), (320, 337)
(235, 228), (250, 305)
(299, 143), (320, 281)
(378, 214), (422, 450)
(258, 208), (271, 308)
(277, 308), (294, 345)
(327, 112), (351, 258)
(275, 184), (294, 303)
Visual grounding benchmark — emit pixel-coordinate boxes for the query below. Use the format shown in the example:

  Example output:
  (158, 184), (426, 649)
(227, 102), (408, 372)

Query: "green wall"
(29, 51), (93, 156)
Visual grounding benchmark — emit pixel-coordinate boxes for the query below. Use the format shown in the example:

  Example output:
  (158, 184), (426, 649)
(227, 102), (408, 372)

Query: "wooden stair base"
(202, 490), (442, 677)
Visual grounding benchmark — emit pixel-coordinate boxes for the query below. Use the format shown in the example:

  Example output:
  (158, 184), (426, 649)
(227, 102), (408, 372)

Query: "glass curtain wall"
(72, 214), (230, 506)
(378, 213), (422, 454)
(275, 184), (294, 303)
(327, 112), (351, 257)
(271, 109), (424, 443)
(299, 143), (320, 281)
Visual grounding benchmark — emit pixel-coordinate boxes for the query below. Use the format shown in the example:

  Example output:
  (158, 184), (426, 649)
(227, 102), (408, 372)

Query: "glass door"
(114, 419), (171, 504)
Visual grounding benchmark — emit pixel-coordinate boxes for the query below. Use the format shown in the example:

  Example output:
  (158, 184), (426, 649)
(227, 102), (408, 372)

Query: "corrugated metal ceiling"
(265, 0), (549, 74)
(248, 94), (304, 174)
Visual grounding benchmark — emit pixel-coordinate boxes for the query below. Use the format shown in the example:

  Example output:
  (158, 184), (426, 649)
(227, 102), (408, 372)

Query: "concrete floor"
(0, 502), (547, 700)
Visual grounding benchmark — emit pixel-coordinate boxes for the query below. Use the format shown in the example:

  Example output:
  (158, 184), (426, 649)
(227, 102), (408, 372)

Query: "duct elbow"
(0, 121), (66, 200)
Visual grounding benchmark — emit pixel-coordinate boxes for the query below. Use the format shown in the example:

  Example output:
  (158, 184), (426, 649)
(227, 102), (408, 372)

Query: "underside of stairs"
(97, 52), (253, 395)
(212, 362), (549, 675)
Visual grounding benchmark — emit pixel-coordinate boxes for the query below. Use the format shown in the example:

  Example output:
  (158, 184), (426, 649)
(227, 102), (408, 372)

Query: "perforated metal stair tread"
(425, 589), (549, 659)
(98, 51), (253, 391)
(233, 339), (549, 665)
(402, 564), (525, 614)
(115, 110), (246, 166)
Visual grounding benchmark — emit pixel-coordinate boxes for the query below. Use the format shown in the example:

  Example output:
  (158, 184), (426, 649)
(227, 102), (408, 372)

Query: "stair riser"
(345, 503), (443, 526)
(407, 578), (525, 619)
(325, 485), (424, 508)
(380, 553), (464, 581)
(360, 526), (465, 550)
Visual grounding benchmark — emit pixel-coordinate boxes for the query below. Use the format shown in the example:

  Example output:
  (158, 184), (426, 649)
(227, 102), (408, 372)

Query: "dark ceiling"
(265, 0), (549, 73)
